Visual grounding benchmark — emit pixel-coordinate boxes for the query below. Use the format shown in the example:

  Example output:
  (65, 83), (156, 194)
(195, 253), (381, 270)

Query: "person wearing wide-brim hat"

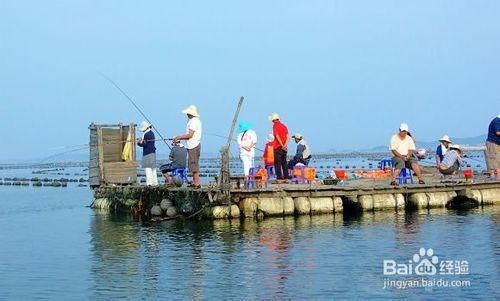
(236, 121), (258, 176)
(137, 121), (158, 186)
(438, 144), (464, 176)
(435, 135), (452, 167)
(173, 105), (203, 187)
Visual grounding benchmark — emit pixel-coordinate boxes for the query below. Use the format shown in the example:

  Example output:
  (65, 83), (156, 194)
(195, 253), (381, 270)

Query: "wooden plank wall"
(89, 123), (138, 187)
(89, 124), (100, 187)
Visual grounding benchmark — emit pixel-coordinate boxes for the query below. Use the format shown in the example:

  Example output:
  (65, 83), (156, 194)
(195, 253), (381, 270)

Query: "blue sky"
(1, 1), (499, 161)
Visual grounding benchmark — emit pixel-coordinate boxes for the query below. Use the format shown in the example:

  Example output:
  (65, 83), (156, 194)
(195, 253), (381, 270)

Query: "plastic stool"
(245, 167), (258, 189)
(172, 168), (189, 184)
(398, 168), (414, 184)
(291, 165), (307, 184)
(380, 159), (393, 170)
(265, 165), (276, 179)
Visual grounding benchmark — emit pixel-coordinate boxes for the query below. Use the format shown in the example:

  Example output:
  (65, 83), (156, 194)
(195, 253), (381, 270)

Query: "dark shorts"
(142, 153), (156, 168)
(188, 144), (201, 173)
(392, 156), (416, 170)
(439, 162), (460, 175)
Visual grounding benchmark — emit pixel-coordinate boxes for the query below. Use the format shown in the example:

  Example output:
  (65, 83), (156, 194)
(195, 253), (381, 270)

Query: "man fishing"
(173, 105), (203, 188)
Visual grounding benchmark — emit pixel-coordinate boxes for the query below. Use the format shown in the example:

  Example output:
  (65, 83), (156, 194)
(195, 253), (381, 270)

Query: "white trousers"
(145, 168), (159, 186)
(240, 154), (255, 176)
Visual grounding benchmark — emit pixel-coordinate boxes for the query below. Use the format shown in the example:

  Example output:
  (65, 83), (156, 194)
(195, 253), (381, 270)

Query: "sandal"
(418, 179), (425, 184)
(390, 181), (399, 186)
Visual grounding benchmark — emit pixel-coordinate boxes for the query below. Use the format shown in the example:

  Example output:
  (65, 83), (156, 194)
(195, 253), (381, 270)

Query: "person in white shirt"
(390, 123), (424, 185)
(237, 122), (258, 176)
(173, 105), (203, 187)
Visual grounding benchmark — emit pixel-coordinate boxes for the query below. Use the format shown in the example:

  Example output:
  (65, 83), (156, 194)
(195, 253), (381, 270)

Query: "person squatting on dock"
(237, 122), (258, 176)
(288, 133), (312, 169)
(269, 113), (290, 180)
(137, 121), (159, 186)
(485, 115), (500, 180)
(438, 144), (464, 176)
(173, 105), (203, 187)
(390, 123), (425, 185)
(160, 141), (187, 184)
(435, 135), (452, 168)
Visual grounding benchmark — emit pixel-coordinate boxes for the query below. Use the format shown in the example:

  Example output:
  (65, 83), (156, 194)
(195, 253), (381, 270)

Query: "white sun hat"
(399, 123), (409, 132)
(267, 134), (275, 142)
(292, 133), (303, 139)
(140, 121), (152, 132)
(439, 135), (452, 143)
(182, 105), (200, 117)
(450, 144), (462, 151)
(268, 113), (280, 121)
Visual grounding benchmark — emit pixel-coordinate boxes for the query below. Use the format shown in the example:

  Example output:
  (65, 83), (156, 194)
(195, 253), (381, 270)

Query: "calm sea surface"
(0, 184), (498, 300)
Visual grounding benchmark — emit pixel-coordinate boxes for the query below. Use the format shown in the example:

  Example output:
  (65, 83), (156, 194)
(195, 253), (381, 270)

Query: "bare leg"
(392, 168), (400, 182)
(411, 162), (423, 181)
(192, 171), (200, 186)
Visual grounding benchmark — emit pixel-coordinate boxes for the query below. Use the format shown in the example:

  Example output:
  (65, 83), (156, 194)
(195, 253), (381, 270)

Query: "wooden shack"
(89, 123), (137, 188)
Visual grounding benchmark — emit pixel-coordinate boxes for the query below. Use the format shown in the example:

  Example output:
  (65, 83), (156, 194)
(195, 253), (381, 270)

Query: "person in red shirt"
(269, 113), (289, 180)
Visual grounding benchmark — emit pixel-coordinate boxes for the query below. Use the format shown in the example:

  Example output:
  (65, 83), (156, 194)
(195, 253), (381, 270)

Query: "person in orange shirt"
(262, 134), (275, 167)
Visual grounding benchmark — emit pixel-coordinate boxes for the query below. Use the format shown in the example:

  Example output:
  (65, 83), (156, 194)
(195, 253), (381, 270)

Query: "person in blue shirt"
(435, 135), (452, 168)
(485, 116), (500, 179)
(137, 121), (158, 186)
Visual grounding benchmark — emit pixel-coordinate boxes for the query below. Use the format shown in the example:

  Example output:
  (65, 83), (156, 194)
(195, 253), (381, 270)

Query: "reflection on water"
(87, 207), (499, 299)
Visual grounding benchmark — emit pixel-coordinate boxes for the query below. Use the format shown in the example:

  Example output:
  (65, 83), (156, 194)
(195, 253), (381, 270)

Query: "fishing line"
(99, 72), (172, 151)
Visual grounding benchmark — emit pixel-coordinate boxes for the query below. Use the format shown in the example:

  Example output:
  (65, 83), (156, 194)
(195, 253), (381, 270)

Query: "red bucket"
(334, 169), (347, 180)
(463, 169), (473, 180)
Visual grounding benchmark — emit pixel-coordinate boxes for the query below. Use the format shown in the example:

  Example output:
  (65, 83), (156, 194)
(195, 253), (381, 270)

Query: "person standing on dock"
(435, 135), (452, 167)
(137, 121), (159, 186)
(237, 122), (258, 176)
(390, 123), (425, 185)
(262, 134), (275, 168)
(269, 113), (289, 181)
(173, 105), (203, 187)
(485, 115), (500, 180)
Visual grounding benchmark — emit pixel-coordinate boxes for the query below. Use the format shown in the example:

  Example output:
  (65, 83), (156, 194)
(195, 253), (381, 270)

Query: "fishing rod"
(205, 132), (265, 153)
(99, 72), (172, 151)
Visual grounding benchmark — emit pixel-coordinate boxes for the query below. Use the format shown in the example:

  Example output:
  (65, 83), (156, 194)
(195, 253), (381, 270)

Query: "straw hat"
(399, 123), (409, 132)
(182, 105), (200, 117)
(140, 121), (151, 132)
(268, 113), (280, 121)
(267, 134), (275, 142)
(292, 133), (303, 139)
(450, 144), (462, 151)
(439, 135), (452, 143)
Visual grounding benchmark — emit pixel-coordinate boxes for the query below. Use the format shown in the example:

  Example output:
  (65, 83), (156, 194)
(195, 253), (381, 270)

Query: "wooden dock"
(91, 179), (500, 220)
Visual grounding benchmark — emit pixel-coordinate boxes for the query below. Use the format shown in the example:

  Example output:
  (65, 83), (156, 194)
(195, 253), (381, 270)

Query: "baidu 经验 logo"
(384, 248), (439, 276)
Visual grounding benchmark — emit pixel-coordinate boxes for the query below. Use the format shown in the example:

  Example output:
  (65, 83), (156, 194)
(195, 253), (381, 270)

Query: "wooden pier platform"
(91, 178), (500, 220)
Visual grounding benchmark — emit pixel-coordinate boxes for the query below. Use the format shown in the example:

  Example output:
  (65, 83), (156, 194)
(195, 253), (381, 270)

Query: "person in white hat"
(262, 134), (275, 169)
(288, 133), (312, 169)
(389, 123), (425, 185)
(137, 121), (158, 186)
(435, 135), (452, 167)
(268, 113), (289, 181)
(438, 144), (464, 176)
(173, 105), (203, 187)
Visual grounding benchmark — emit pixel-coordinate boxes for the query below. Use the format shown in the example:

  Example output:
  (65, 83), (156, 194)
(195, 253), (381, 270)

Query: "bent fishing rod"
(99, 72), (172, 150)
